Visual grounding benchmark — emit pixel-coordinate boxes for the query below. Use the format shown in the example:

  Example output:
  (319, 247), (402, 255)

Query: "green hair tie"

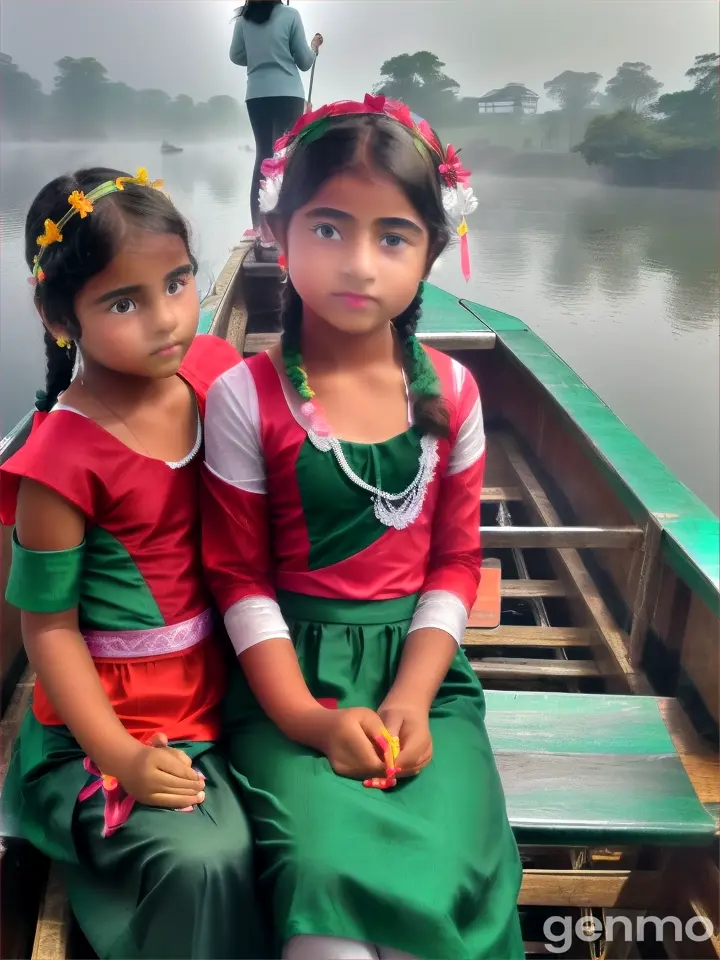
(405, 335), (441, 398)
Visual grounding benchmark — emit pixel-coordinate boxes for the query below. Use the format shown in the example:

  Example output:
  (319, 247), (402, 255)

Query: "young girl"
(201, 97), (524, 959)
(0, 167), (267, 960)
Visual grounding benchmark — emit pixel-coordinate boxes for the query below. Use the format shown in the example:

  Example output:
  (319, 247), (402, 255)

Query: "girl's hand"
(115, 742), (206, 808)
(311, 33), (323, 53)
(378, 701), (433, 777)
(311, 707), (387, 779)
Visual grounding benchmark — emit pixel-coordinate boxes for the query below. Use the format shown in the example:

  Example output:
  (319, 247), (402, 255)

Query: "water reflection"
(1, 145), (718, 511)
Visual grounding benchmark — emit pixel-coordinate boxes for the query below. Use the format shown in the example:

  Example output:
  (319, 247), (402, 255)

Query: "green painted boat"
(2, 237), (718, 959)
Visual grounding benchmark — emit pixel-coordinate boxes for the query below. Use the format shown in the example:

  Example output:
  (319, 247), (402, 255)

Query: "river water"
(1, 140), (718, 513)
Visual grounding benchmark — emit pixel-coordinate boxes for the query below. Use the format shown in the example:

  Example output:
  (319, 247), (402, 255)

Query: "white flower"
(258, 176), (282, 213)
(458, 184), (478, 217)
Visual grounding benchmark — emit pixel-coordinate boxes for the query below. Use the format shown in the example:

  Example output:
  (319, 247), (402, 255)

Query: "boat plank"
(498, 432), (643, 693)
(30, 864), (69, 960)
(471, 658), (601, 679)
(463, 625), (588, 646)
(481, 526), (642, 549)
(501, 579), (567, 598)
(518, 869), (660, 908)
(481, 486), (522, 502)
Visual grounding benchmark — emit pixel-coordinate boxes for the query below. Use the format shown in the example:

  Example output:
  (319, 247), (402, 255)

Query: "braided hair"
(25, 166), (197, 412)
(273, 112), (453, 437)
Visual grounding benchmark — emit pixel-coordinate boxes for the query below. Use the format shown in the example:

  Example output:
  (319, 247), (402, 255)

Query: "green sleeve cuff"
(6, 531), (84, 613)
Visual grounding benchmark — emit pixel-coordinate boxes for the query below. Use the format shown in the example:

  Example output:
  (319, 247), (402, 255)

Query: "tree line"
(574, 54), (719, 186)
(1, 56), (247, 141)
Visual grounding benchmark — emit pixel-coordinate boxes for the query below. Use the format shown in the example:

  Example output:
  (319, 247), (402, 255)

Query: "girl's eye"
(380, 234), (407, 248)
(313, 223), (341, 241)
(167, 277), (188, 296)
(110, 298), (136, 315)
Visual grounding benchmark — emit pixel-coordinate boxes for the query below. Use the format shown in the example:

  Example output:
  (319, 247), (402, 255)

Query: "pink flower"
(260, 155), (285, 179)
(439, 145), (471, 187)
(363, 93), (387, 113)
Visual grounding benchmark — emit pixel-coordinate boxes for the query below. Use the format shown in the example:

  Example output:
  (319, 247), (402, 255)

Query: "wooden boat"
(2, 237), (718, 958)
(160, 140), (183, 154)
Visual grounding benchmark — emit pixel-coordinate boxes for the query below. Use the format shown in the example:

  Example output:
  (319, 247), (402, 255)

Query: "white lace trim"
(271, 357), (437, 531)
(52, 403), (201, 470)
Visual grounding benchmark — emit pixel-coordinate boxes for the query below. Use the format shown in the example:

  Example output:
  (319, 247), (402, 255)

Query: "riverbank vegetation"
(375, 51), (718, 188)
(0, 56), (247, 142)
(573, 54), (719, 187)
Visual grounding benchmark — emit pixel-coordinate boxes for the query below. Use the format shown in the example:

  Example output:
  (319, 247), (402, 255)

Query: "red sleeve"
(179, 334), (242, 417)
(0, 414), (106, 527)
(200, 360), (276, 613)
(421, 359), (484, 611)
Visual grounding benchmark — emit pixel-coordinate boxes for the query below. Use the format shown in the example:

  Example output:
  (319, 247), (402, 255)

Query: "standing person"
(230, 0), (323, 234)
(0, 166), (267, 960)
(200, 96), (524, 960)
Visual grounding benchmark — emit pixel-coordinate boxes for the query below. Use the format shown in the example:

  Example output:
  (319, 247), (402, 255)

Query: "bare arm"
(15, 480), (144, 775)
(382, 627), (458, 713)
(229, 17), (247, 66)
(238, 638), (330, 748)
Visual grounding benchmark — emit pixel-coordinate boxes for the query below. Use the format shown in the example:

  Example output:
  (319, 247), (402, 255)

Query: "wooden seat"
(484, 689), (718, 848)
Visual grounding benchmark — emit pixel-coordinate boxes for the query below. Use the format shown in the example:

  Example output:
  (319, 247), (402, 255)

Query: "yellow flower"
(68, 190), (94, 218)
(36, 219), (63, 248)
(116, 167), (164, 191)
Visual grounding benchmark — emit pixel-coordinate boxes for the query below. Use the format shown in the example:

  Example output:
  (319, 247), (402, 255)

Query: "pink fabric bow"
(78, 758), (137, 838)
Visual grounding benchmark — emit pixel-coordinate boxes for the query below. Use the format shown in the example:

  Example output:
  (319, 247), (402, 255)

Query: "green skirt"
(1, 709), (269, 959)
(225, 591), (524, 960)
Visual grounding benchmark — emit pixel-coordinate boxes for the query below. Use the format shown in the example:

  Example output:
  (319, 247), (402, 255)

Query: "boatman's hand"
(378, 701), (433, 777)
(311, 33), (323, 53)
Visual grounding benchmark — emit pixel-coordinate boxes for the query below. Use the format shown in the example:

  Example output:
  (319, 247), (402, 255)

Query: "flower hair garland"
(30, 168), (165, 285)
(258, 93), (478, 281)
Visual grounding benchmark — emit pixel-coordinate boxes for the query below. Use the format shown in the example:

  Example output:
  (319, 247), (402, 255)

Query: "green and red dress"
(0, 335), (267, 960)
(201, 347), (524, 960)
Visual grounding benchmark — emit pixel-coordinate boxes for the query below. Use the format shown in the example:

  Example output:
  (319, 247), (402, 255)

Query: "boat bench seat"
(2, 683), (716, 850)
(484, 689), (718, 848)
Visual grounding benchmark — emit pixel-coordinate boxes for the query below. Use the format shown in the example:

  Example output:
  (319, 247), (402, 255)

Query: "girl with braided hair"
(201, 96), (523, 960)
(0, 167), (267, 959)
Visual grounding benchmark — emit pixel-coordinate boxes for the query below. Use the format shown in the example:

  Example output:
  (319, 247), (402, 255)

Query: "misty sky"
(1, 1), (717, 113)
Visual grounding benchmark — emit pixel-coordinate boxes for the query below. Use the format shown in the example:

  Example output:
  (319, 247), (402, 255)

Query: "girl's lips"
(154, 343), (182, 357)
(335, 293), (374, 309)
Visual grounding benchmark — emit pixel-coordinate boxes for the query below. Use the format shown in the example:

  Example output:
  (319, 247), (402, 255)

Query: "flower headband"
(30, 168), (164, 285)
(258, 93), (478, 281)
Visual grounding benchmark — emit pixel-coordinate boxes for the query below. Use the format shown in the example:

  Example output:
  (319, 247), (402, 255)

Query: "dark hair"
(235, 1), (282, 23)
(25, 166), (197, 411)
(270, 114), (451, 437)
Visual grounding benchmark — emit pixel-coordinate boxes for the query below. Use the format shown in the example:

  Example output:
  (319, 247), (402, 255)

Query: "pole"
(306, 51), (317, 113)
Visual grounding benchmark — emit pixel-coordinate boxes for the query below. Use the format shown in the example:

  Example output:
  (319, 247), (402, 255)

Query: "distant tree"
(573, 54), (719, 188)
(651, 53), (719, 140)
(539, 109), (564, 150)
(134, 89), (172, 136)
(205, 95), (244, 135)
(374, 51), (461, 125)
(104, 82), (138, 137)
(51, 57), (109, 138)
(685, 52), (719, 95)
(606, 62), (662, 111)
(544, 70), (602, 147)
(168, 94), (196, 137)
(0, 58), (46, 138)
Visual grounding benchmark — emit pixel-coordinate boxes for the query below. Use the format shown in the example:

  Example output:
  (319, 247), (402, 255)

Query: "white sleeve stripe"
(204, 362), (267, 494)
(451, 357), (466, 398)
(224, 596), (291, 655)
(447, 396), (485, 476)
(407, 590), (468, 645)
